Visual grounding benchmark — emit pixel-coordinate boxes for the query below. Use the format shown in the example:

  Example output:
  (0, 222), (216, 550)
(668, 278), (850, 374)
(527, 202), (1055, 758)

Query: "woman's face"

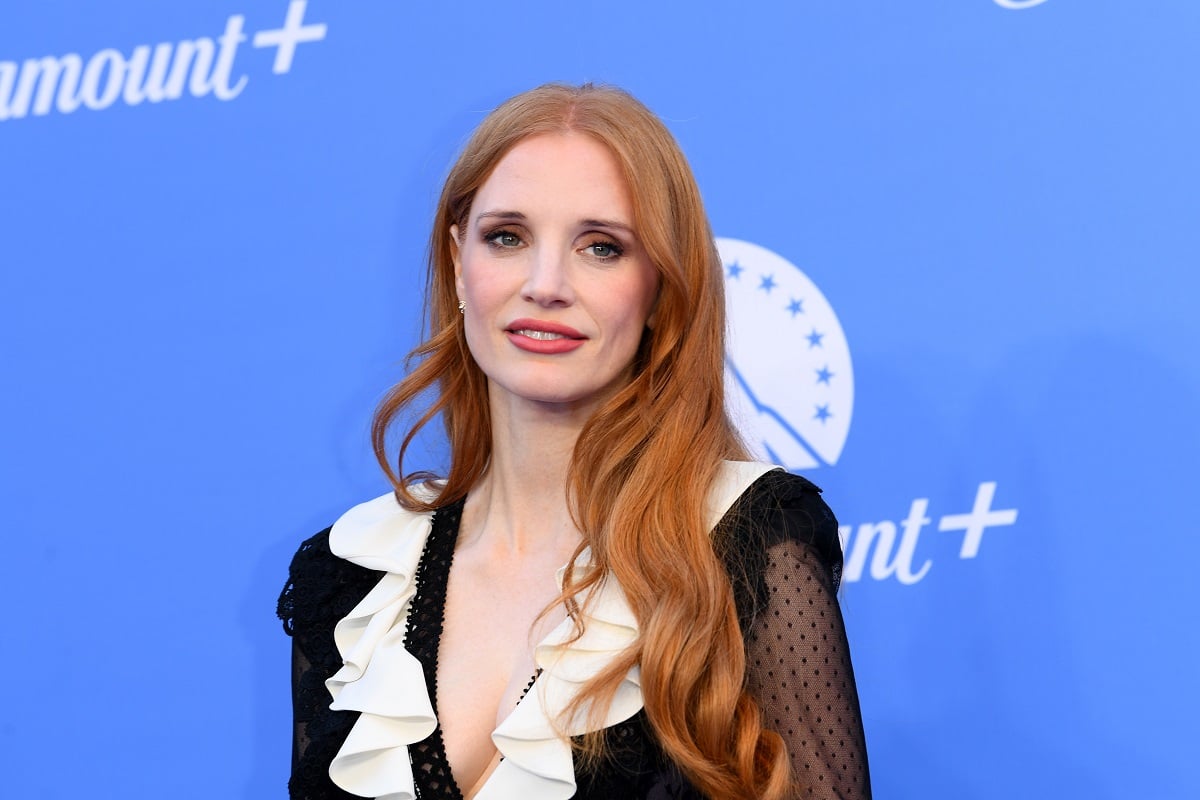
(451, 132), (659, 415)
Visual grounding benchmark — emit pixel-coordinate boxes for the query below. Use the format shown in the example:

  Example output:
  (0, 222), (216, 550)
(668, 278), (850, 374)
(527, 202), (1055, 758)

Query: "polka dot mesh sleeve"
(724, 471), (872, 799)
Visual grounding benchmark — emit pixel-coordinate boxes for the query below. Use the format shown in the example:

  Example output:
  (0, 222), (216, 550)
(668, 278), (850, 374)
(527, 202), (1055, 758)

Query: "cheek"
(459, 260), (518, 356)
(627, 271), (660, 330)
(459, 257), (503, 309)
(609, 283), (657, 347)
(461, 311), (497, 375)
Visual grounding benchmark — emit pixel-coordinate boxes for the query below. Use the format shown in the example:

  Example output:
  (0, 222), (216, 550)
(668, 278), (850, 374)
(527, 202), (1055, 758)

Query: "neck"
(459, 393), (594, 558)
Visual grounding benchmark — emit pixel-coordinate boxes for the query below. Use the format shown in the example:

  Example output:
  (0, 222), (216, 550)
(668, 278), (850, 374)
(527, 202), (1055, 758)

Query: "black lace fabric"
(278, 471), (870, 799)
(403, 500), (466, 799)
(729, 472), (871, 799)
(710, 472), (873, 796)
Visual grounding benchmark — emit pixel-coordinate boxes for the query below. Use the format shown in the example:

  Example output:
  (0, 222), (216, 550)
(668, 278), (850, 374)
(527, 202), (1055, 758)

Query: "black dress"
(278, 469), (871, 799)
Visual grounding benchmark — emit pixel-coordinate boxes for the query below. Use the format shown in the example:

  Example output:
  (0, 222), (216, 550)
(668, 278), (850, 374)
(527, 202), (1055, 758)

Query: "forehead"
(472, 133), (634, 221)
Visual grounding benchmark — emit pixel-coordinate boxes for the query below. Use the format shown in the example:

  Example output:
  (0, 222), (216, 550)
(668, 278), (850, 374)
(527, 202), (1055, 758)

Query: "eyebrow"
(474, 210), (636, 236)
(475, 210), (526, 224)
(581, 218), (636, 236)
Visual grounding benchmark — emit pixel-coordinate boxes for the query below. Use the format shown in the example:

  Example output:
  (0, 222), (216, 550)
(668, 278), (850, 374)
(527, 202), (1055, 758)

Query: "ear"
(449, 224), (465, 299)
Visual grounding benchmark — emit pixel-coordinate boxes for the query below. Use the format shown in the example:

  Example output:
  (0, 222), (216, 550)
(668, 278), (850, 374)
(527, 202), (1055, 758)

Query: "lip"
(506, 318), (586, 338)
(505, 317), (587, 355)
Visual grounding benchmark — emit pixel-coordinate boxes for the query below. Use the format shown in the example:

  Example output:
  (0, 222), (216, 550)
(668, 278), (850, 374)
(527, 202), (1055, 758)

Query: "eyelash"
(484, 228), (522, 249)
(584, 239), (624, 261)
(481, 229), (625, 262)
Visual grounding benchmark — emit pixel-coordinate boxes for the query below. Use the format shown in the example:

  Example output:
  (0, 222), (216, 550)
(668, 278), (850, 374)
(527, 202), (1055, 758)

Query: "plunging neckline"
(402, 498), (543, 799)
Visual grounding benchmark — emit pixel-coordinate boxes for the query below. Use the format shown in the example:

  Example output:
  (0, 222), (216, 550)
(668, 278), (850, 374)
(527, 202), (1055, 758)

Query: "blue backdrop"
(3, 1), (1197, 796)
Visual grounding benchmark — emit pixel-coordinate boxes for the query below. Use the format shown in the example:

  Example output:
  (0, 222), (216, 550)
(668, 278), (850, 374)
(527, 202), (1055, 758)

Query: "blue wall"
(2, 1), (1197, 796)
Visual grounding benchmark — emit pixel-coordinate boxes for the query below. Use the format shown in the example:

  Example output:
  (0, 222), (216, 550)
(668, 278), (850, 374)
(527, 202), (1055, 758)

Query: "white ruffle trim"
(323, 461), (777, 799)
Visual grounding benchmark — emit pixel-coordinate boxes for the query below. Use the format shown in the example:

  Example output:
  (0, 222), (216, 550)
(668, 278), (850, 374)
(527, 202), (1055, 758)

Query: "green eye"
(486, 230), (522, 248)
(588, 241), (623, 259)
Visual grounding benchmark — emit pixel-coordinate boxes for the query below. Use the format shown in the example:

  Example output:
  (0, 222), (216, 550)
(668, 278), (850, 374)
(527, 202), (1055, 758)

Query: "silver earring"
(457, 300), (466, 315)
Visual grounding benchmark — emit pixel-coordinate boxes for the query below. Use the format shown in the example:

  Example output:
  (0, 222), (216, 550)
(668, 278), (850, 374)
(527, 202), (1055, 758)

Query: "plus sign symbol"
(938, 482), (1019, 559)
(253, 0), (327, 74)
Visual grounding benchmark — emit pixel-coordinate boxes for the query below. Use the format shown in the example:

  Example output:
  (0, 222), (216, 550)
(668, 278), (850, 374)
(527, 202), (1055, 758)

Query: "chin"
(526, 389), (603, 409)
(492, 378), (621, 414)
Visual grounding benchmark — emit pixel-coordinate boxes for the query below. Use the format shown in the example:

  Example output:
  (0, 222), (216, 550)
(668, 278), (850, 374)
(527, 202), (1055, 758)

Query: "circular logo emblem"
(717, 238), (854, 470)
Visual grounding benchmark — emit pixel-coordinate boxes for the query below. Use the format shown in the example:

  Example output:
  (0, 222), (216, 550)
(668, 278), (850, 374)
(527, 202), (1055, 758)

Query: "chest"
(428, 545), (570, 795)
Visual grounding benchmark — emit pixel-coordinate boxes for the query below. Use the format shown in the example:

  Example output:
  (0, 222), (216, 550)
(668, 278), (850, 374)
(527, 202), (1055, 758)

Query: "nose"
(520, 244), (575, 307)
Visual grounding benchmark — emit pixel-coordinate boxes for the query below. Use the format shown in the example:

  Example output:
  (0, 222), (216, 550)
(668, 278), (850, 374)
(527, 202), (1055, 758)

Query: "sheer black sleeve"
(716, 471), (872, 800)
(277, 528), (383, 800)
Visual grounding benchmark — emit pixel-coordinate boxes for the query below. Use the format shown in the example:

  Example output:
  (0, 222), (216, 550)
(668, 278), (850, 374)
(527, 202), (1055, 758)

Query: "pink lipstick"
(505, 318), (587, 354)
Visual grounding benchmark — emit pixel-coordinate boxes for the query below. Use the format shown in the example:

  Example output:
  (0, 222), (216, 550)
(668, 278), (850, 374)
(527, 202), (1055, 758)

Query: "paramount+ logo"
(719, 239), (1019, 585)
(0, 1), (325, 122)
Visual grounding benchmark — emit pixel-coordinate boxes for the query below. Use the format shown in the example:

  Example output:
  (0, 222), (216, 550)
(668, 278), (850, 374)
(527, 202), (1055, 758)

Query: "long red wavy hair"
(372, 83), (796, 798)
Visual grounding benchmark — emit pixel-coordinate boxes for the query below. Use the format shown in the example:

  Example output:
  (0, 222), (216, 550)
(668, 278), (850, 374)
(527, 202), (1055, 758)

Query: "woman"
(279, 83), (870, 799)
